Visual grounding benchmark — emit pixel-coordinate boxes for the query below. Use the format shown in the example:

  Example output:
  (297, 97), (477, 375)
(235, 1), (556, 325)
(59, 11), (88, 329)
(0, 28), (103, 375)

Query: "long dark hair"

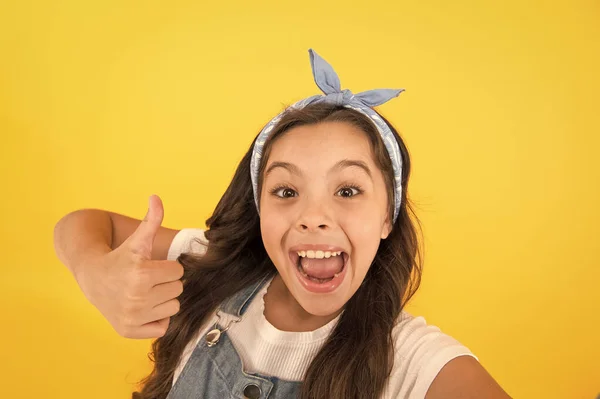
(133, 102), (423, 398)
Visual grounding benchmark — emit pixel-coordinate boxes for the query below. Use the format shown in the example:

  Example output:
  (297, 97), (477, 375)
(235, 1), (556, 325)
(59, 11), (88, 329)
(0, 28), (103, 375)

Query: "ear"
(380, 218), (392, 240)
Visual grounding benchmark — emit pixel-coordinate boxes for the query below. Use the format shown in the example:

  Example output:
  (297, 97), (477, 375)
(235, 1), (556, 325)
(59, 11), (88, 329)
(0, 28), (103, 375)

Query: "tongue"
(300, 256), (344, 279)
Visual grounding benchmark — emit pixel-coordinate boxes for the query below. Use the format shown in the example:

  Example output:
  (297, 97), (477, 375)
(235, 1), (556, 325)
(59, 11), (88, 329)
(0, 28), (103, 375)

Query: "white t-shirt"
(167, 228), (478, 398)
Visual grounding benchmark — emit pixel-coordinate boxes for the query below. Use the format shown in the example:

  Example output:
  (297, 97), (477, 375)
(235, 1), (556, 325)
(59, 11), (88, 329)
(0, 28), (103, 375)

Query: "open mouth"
(289, 250), (349, 284)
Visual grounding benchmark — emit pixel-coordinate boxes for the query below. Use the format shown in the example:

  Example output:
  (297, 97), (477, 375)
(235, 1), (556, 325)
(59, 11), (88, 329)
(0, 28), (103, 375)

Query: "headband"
(250, 49), (405, 224)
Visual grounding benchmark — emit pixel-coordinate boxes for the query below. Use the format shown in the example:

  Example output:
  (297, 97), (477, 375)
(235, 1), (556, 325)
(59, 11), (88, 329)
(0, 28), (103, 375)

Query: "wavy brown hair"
(133, 102), (423, 398)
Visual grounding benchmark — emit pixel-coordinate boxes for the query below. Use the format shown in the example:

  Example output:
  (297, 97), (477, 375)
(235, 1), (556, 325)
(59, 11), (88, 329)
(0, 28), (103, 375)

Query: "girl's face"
(260, 121), (392, 317)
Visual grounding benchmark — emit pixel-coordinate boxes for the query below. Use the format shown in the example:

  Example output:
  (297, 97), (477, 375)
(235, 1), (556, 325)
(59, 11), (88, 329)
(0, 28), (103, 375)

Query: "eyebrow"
(264, 159), (373, 180)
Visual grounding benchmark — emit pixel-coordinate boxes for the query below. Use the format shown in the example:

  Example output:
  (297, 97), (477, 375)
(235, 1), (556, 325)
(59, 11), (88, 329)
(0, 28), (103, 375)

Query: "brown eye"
(272, 187), (297, 198)
(282, 188), (296, 198)
(338, 187), (360, 198)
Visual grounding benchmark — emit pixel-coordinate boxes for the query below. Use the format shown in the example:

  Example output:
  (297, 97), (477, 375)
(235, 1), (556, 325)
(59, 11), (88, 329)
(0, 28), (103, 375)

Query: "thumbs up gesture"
(81, 195), (184, 339)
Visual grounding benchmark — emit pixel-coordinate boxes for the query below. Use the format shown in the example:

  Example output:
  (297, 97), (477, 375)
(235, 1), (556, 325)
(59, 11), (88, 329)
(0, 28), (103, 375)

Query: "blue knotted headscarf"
(250, 49), (405, 224)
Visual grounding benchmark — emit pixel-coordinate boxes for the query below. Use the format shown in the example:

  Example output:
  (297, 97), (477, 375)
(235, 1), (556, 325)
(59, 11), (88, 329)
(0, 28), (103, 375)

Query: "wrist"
(71, 244), (112, 286)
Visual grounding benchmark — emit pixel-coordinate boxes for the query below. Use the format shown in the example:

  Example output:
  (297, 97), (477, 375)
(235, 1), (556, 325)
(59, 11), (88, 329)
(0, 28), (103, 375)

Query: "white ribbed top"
(171, 275), (339, 382)
(168, 228), (478, 398)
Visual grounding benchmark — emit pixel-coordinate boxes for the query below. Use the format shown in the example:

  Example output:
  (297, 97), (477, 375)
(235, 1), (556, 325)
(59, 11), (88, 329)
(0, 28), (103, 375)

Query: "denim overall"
(166, 276), (303, 399)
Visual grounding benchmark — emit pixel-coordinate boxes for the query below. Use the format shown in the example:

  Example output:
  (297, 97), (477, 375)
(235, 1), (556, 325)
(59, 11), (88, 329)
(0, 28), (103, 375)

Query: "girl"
(54, 50), (510, 398)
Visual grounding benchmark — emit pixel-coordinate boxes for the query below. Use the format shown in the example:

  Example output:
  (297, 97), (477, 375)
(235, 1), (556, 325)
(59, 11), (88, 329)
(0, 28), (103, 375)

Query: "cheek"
(342, 203), (384, 237)
(259, 209), (287, 254)
(260, 216), (276, 243)
(341, 211), (384, 263)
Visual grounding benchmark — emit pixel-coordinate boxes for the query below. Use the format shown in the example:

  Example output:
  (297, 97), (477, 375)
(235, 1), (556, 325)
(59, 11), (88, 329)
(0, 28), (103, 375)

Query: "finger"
(132, 317), (171, 339)
(129, 194), (165, 256)
(148, 259), (184, 286)
(147, 298), (181, 324)
(150, 279), (184, 306)
(154, 317), (171, 334)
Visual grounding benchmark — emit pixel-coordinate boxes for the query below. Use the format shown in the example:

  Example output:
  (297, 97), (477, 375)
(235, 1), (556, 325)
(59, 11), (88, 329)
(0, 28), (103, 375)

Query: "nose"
(296, 199), (332, 233)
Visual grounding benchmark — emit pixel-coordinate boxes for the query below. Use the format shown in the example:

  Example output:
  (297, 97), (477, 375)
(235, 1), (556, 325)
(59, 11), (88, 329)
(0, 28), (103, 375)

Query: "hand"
(80, 195), (184, 339)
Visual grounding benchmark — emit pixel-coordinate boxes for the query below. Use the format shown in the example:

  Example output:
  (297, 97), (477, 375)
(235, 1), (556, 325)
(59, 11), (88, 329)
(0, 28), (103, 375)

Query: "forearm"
(53, 209), (113, 283)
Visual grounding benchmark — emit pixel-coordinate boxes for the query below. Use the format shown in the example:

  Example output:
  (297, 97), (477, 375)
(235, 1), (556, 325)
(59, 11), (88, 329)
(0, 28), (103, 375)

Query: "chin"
(297, 295), (346, 318)
(284, 273), (352, 317)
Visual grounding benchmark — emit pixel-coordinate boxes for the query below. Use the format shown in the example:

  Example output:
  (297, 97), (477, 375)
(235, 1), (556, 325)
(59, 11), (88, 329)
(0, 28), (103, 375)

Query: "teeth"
(297, 250), (343, 258)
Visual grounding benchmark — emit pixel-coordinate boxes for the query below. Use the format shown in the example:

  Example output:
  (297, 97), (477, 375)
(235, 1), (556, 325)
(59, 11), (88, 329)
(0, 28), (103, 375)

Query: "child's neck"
(263, 273), (342, 332)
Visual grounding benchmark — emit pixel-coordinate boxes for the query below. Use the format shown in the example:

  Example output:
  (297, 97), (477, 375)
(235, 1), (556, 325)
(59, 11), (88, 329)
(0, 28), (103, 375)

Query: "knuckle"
(127, 265), (152, 289)
(127, 242), (150, 263)
(119, 312), (134, 327)
(132, 270), (152, 288)
(121, 302), (134, 317)
(121, 299), (141, 319)
(129, 251), (146, 265)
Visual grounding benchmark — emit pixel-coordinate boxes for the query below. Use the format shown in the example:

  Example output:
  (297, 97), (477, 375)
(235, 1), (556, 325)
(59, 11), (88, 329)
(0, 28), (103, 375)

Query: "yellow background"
(1, 1), (598, 398)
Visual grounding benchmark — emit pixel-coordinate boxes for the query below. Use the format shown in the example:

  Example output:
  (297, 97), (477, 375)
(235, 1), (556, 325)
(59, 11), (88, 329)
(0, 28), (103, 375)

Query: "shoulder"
(385, 311), (510, 398)
(384, 311), (474, 398)
(424, 354), (511, 398)
(167, 228), (208, 260)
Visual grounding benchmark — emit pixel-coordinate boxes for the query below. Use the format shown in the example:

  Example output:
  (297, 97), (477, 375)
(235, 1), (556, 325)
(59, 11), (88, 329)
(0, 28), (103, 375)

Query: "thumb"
(132, 194), (164, 249)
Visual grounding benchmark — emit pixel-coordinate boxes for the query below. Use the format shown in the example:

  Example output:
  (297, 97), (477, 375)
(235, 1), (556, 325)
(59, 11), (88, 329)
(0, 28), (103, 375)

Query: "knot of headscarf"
(250, 49), (405, 224)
